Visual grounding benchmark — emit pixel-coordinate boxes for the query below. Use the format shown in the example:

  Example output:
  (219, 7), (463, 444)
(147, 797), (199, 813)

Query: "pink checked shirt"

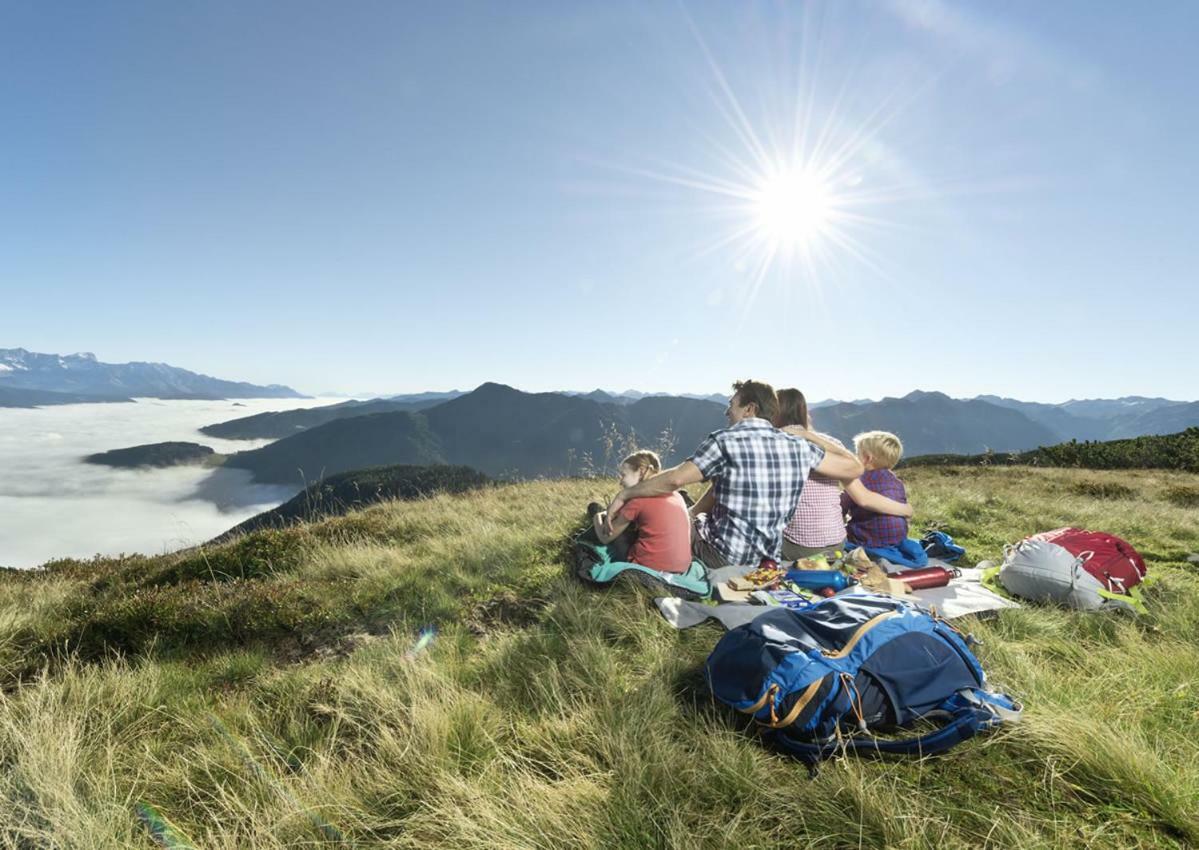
(783, 432), (848, 549)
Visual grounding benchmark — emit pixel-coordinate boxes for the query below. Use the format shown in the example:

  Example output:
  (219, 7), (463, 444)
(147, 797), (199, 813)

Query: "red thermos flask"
(891, 566), (957, 590)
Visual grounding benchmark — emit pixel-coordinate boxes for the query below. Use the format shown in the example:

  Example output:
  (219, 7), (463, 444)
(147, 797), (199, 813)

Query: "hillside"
(421, 384), (728, 477)
(224, 411), (447, 484)
(0, 467), (1196, 847)
(224, 383), (730, 485)
(85, 441), (216, 469)
(904, 427), (1199, 475)
(201, 398), (445, 440)
(0, 348), (303, 400)
(204, 390), (724, 441)
(217, 464), (490, 538)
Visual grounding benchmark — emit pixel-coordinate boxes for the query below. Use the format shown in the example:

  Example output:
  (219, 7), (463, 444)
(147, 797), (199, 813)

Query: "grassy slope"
(1, 467), (1198, 849)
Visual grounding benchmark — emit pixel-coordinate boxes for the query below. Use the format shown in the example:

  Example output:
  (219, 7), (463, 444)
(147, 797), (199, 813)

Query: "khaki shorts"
(781, 538), (847, 562)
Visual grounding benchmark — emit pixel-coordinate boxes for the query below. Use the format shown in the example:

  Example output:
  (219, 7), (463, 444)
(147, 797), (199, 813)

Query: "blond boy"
(839, 431), (910, 549)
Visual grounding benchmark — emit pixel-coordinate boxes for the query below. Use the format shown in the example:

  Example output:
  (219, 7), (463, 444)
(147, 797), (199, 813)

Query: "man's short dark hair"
(731, 379), (779, 423)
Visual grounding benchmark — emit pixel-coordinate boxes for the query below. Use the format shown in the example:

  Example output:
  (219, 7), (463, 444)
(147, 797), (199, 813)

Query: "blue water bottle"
(784, 568), (854, 592)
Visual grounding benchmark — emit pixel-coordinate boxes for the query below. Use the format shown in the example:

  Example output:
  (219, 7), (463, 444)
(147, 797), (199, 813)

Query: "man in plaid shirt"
(605, 380), (865, 567)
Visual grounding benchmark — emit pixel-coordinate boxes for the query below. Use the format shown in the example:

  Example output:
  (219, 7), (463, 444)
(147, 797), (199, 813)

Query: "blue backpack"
(705, 594), (1020, 765)
(922, 530), (966, 563)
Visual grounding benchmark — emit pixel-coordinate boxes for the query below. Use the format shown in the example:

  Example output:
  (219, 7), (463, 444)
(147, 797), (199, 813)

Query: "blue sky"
(1, 1), (1196, 402)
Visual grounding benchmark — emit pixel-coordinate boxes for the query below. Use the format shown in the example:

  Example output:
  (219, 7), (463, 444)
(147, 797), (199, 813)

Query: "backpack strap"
(773, 706), (989, 763)
(772, 689), (1020, 765)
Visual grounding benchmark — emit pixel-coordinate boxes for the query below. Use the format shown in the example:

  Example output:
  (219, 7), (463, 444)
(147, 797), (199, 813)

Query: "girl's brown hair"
(620, 450), (661, 476)
(774, 387), (810, 429)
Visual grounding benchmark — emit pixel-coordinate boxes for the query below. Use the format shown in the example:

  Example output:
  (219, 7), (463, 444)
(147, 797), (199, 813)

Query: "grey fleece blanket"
(655, 563), (1018, 630)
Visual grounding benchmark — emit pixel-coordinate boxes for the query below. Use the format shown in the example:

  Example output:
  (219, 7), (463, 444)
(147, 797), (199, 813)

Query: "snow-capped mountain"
(0, 348), (303, 403)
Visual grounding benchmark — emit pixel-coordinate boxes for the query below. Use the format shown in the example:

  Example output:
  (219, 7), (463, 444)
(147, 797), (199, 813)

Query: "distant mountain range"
(813, 391), (1061, 455)
(0, 348), (303, 404)
(204, 384), (1199, 488)
(560, 389), (731, 406)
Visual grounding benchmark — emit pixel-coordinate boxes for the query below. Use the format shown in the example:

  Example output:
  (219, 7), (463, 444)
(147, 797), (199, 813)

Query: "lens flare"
(405, 624), (437, 658)
(134, 802), (198, 850)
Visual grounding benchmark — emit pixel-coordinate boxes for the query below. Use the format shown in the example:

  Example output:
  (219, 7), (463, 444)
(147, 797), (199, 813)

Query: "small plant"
(652, 423), (678, 462)
(1164, 485), (1199, 509)
(598, 420), (639, 475)
(1070, 480), (1136, 500)
(577, 450), (597, 479)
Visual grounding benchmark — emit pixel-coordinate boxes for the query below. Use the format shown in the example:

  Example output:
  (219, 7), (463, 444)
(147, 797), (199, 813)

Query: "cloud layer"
(0, 397), (337, 569)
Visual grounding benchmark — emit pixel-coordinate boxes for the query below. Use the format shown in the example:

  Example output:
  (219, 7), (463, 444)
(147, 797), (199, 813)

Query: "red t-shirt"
(620, 492), (692, 574)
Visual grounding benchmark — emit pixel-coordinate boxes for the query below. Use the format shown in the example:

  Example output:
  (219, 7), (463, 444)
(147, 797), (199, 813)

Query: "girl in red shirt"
(592, 450), (693, 573)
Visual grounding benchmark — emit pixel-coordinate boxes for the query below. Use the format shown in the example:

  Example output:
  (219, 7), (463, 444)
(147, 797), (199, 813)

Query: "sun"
(590, 11), (920, 298)
(751, 166), (836, 249)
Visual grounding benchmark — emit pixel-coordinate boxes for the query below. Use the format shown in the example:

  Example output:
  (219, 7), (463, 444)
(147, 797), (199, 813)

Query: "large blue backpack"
(705, 594), (1021, 764)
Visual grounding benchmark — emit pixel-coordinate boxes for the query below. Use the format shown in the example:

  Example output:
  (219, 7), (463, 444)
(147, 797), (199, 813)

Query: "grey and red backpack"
(996, 527), (1148, 613)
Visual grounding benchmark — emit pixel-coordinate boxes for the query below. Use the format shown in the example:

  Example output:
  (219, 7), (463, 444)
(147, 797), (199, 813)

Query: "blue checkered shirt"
(689, 418), (826, 564)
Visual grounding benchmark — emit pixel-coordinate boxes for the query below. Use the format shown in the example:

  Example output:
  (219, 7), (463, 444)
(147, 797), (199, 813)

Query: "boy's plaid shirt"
(689, 418), (825, 565)
(841, 468), (909, 548)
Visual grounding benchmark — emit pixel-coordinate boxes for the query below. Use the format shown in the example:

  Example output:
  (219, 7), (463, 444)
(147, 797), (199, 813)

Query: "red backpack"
(1027, 527), (1147, 595)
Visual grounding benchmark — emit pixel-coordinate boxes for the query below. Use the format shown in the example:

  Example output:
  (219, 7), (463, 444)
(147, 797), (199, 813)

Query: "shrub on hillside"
(71, 577), (347, 660)
(1164, 485), (1199, 509)
(904, 427), (1199, 473)
(1070, 480), (1137, 500)
(149, 529), (312, 587)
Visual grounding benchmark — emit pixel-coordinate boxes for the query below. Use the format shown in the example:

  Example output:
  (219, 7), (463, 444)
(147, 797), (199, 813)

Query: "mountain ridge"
(196, 383), (1199, 489)
(213, 383), (1124, 487)
(0, 347), (304, 400)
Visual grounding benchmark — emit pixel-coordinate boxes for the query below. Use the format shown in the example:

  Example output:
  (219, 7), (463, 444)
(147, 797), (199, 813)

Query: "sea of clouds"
(0, 397), (340, 569)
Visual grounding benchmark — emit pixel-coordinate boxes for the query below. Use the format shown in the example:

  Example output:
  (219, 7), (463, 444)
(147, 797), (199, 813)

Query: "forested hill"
(903, 427), (1199, 474)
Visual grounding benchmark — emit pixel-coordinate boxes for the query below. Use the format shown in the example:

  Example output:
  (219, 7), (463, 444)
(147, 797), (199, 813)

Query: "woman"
(775, 388), (914, 561)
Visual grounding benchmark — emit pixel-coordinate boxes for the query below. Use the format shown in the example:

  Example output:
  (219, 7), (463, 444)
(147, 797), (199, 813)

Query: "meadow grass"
(1, 467), (1197, 848)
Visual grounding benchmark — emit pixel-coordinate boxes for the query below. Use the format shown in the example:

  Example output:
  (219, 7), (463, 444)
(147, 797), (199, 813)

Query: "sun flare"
(751, 167), (835, 249)
(594, 10), (928, 306)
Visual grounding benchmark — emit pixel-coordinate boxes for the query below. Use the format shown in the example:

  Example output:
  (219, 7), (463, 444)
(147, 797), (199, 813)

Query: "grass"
(1, 467), (1198, 848)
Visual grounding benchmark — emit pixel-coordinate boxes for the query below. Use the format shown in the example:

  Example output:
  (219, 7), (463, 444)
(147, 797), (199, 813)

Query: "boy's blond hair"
(621, 450), (662, 477)
(853, 431), (904, 468)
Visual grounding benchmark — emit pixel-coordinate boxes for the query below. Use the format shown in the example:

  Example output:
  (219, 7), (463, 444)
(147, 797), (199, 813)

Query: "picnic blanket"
(655, 563), (1018, 630)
